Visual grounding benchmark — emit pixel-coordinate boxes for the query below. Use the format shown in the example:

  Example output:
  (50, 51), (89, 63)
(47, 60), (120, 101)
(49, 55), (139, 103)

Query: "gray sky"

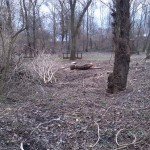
(40, 0), (111, 28)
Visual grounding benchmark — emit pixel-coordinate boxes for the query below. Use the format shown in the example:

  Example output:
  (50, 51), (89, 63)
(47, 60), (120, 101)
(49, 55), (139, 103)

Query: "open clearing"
(0, 52), (150, 150)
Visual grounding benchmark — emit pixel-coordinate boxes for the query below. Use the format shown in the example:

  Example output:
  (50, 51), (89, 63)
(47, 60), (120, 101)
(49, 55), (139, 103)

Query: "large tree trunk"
(70, 35), (76, 60)
(69, 0), (92, 60)
(107, 0), (131, 94)
(58, 0), (65, 51)
(69, 0), (76, 60)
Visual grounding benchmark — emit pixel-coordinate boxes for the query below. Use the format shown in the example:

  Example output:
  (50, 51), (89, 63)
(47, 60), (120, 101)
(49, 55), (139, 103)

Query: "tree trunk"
(146, 42), (150, 59)
(59, 0), (65, 51)
(86, 8), (89, 52)
(142, 30), (150, 52)
(145, 11), (150, 57)
(70, 0), (76, 60)
(52, 10), (56, 54)
(70, 35), (76, 60)
(32, 1), (37, 50)
(107, 0), (131, 94)
(23, 0), (32, 48)
(69, 0), (92, 60)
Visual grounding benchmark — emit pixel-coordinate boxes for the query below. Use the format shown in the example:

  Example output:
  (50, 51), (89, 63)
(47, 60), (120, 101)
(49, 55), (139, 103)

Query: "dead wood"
(61, 64), (101, 71)
(70, 64), (94, 70)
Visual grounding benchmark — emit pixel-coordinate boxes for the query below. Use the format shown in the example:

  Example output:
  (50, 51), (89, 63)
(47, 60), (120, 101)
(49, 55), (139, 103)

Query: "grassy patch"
(82, 52), (114, 61)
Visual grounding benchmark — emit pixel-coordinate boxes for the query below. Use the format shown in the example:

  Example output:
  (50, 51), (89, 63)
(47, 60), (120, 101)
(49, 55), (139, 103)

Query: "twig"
(113, 139), (144, 150)
(30, 116), (61, 136)
(114, 128), (137, 149)
(82, 79), (85, 87)
(89, 122), (100, 148)
(114, 129), (150, 150)
(20, 142), (24, 150)
(116, 129), (123, 146)
(99, 0), (113, 11)
(90, 67), (102, 69)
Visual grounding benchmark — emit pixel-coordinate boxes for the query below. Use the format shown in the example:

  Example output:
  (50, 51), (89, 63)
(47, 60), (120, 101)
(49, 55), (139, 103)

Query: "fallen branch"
(114, 128), (137, 150)
(70, 63), (101, 70)
(89, 122), (101, 148)
(20, 142), (24, 150)
(30, 116), (61, 136)
(70, 64), (93, 70)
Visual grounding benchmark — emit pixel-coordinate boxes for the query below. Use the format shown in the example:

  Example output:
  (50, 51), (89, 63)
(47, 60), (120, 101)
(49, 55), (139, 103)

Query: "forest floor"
(0, 52), (150, 150)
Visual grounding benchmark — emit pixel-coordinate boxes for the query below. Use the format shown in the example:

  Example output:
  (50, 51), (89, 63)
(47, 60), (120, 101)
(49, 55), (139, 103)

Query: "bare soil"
(0, 53), (150, 150)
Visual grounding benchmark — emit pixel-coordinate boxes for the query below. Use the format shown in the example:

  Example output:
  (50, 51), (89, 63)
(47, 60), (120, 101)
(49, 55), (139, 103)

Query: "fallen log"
(70, 64), (93, 70)
(61, 63), (101, 70)
(70, 63), (102, 70)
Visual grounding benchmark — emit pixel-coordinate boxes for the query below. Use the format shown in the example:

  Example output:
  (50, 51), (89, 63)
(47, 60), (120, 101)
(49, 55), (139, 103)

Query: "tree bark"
(107, 0), (131, 93)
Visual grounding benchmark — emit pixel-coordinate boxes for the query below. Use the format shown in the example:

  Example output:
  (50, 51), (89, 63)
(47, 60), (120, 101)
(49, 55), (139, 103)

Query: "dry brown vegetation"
(0, 53), (150, 150)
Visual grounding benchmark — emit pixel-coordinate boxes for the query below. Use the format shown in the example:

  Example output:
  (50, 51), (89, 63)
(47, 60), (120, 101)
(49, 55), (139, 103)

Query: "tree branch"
(75, 0), (92, 34)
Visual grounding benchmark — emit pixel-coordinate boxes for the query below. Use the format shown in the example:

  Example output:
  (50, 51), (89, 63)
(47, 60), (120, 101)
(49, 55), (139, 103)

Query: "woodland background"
(0, 0), (150, 150)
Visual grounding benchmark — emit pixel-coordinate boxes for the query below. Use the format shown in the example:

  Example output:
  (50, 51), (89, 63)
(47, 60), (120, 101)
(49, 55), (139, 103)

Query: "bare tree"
(51, 2), (57, 54)
(146, 9), (150, 58)
(130, 0), (150, 54)
(86, 7), (89, 52)
(58, 0), (67, 51)
(32, 0), (38, 49)
(0, 0), (26, 94)
(23, 0), (32, 49)
(69, 0), (92, 60)
(107, 0), (131, 93)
